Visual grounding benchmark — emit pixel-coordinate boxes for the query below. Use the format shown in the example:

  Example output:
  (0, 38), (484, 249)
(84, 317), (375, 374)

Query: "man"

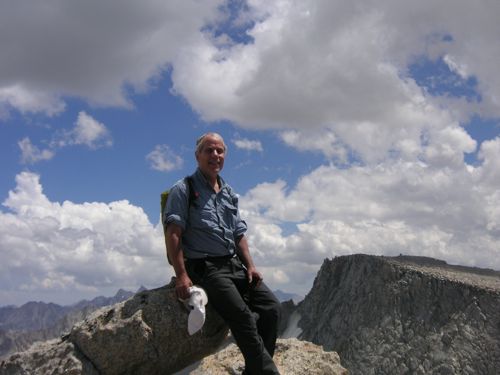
(164, 132), (281, 374)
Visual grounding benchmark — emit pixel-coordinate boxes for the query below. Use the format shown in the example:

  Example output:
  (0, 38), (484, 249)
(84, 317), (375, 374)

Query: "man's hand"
(246, 266), (263, 288)
(175, 273), (193, 300)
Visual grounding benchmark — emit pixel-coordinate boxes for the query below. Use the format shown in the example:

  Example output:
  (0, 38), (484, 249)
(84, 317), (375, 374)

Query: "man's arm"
(236, 235), (263, 287)
(166, 223), (192, 299)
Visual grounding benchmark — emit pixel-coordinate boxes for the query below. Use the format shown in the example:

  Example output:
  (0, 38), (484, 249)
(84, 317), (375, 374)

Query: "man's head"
(195, 132), (226, 181)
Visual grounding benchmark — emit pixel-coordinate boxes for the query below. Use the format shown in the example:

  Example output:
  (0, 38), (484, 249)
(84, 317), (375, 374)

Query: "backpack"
(161, 176), (197, 265)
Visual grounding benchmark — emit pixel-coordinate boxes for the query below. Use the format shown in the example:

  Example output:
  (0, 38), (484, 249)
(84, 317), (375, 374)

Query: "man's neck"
(199, 170), (221, 192)
(210, 177), (220, 193)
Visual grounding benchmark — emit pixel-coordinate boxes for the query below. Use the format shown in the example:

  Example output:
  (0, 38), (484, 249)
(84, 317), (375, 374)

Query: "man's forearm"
(236, 235), (255, 269)
(166, 225), (188, 278)
(237, 235), (263, 286)
(170, 246), (188, 278)
(166, 224), (193, 299)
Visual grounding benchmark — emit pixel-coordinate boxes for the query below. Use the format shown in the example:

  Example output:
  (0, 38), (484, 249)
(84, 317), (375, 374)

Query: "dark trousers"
(186, 256), (281, 375)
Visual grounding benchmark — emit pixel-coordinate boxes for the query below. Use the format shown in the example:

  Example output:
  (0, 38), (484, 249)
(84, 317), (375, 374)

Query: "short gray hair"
(195, 132), (227, 155)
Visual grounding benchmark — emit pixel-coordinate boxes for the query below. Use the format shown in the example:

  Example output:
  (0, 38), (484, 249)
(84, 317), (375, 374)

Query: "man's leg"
(196, 259), (280, 375)
(246, 282), (281, 358)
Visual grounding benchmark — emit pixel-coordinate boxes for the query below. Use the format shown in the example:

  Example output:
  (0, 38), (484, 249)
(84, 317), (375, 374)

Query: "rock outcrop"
(0, 281), (228, 375)
(296, 254), (500, 375)
(0, 285), (345, 375)
(189, 338), (348, 375)
(0, 339), (98, 375)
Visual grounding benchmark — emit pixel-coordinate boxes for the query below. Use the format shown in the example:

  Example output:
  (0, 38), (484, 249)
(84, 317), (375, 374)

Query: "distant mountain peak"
(273, 289), (304, 303)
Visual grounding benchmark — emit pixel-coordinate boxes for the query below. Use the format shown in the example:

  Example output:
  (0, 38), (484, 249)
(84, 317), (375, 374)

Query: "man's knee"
(217, 300), (258, 330)
(263, 297), (282, 322)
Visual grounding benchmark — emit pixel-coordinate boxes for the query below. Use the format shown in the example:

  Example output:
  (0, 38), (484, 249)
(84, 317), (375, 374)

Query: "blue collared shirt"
(164, 168), (247, 259)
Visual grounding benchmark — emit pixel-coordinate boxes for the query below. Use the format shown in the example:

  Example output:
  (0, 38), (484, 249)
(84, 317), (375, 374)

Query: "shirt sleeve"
(231, 192), (248, 238)
(163, 181), (189, 230)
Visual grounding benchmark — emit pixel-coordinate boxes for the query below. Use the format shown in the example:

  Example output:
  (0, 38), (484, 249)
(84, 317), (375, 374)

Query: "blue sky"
(1, 0), (500, 306)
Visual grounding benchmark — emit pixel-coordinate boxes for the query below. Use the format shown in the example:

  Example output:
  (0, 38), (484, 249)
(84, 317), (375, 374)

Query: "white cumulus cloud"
(51, 111), (113, 149)
(171, 0), (500, 162)
(18, 137), (55, 164)
(0, 172), (171, 305)
(2, 0), (500, 303)
(233, 138), (264, 152)
(146, 145), (184, 172)
(0, 0), (223, 116)
(71, 111), (113, 148)
(18, 112), (113, 165)
(239, 142), (500, 296)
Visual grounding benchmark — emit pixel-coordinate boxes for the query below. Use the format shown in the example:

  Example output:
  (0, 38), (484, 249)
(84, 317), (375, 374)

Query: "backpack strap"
(184, 176), (198, 209)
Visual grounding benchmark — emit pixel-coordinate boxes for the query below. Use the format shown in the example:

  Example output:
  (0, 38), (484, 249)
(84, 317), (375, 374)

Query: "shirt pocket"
(199, 198), (219, 227)
(187, 196), (214, 229)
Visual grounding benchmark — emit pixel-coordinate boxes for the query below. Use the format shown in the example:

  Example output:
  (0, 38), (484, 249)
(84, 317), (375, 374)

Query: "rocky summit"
(296, 254), (500, 375)
(0, 281), (345, 375)
(2, 253), (499, 374)
(0, 280), (228, 375)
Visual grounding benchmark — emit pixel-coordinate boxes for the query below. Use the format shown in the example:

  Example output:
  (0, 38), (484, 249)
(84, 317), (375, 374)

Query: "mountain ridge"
(296, 254), (500, 374)
(0, 287), (141, 359)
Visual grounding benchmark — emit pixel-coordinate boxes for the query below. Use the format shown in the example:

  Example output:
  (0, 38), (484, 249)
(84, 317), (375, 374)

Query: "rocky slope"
(0, 281), (228, 375)
(296, 254), (500, 375)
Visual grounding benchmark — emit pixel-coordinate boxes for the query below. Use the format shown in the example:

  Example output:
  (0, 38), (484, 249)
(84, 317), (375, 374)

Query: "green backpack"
(161, 176), (197, 265)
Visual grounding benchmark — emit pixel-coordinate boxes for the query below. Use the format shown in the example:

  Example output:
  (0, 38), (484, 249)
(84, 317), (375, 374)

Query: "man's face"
(196, 135), (225, 180)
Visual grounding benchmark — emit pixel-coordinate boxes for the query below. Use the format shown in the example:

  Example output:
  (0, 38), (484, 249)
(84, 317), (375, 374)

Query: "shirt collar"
(194, 168), (226, 191)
